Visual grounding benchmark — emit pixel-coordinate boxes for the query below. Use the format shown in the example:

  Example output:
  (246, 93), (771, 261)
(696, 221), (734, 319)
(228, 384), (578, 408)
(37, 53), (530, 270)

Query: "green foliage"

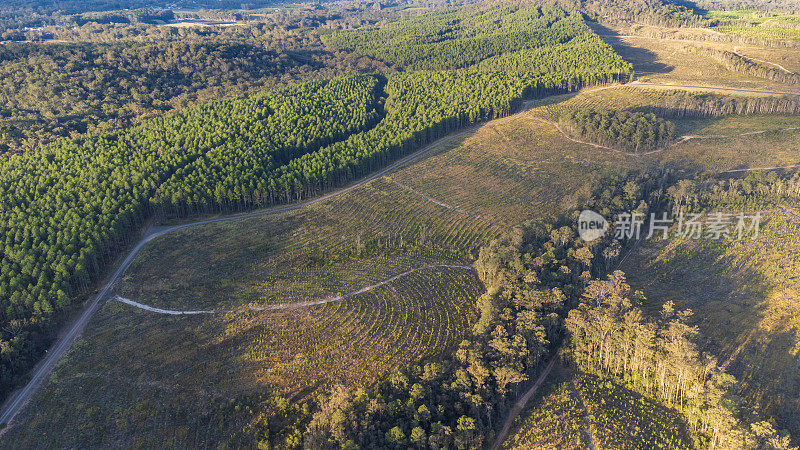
(560, 108), (676, 152)
(322, 6), (631, 75)
(577, 374), (693, 449)
(475, 29), (631, 78)
(703, 8), (800, 42)
(581, 0), (704, 27)
(322, 7), (569, 70)
(502, 378), (586, 449)
(0, 41), (309, 153)
(152, 75), (383, 215)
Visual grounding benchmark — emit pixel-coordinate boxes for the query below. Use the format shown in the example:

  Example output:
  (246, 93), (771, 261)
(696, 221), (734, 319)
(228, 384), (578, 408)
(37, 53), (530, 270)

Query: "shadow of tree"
(587, 21), (673, 78)
(622, 222), (800, 439)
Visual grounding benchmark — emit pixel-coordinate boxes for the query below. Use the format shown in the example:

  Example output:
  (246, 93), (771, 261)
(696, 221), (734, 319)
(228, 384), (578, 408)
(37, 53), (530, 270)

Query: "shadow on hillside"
(621, 229), (800, 440)
(587, 22), (672, 78)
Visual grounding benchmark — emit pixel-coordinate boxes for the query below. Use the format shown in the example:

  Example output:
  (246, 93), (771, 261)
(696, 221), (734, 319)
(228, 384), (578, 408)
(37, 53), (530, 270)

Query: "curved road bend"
(0, 98), (543, 429)
(1, 80), (796, 429)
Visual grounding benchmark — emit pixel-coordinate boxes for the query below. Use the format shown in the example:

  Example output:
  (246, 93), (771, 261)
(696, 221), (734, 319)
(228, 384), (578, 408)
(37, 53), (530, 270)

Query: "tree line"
(630, 88), (800, 118)
(687, 46), (800, 85)
(566, 274), (793, 449)
(664, 171), (800, 215)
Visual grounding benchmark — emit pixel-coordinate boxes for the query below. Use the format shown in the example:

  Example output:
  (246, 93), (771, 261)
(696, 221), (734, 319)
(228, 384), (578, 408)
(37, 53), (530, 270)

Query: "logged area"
(3, 0), (800, 448)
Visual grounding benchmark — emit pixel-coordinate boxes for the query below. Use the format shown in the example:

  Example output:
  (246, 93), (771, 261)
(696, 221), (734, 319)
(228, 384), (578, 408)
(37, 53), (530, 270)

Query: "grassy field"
(503, 366), (693, 449)
(622, 210), (800, 436)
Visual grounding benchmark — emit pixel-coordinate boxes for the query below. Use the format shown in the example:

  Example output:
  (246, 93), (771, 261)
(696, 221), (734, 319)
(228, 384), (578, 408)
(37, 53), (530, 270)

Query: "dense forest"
(0, 5), (632, 408)
(581, 0), (703, 27)
(0, 3), (636, 154)
(0, 9), (394, 153)
(677, 171), (800, 210)
(322, 7), (601, 70)
(559, 108), (676, 152)
(690, 0), (800, 14)
(0, 41), (307, 152)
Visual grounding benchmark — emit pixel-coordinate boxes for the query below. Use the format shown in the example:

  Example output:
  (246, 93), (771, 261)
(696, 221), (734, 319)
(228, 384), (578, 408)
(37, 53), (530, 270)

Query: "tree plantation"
(4, 0), (800, 447)
(321, 7), (623, 71)
(0, 5), (632, 405)
(560, 108), (676, 152)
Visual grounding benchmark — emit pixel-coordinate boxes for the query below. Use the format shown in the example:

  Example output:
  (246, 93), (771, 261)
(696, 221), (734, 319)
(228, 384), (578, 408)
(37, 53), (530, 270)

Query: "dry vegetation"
(503, 366), (693, 449)
(121, 178), (501, 311)
(1, 179), (493, 447)
(387, 104), (639, 225)
(590, 23), (800, 94)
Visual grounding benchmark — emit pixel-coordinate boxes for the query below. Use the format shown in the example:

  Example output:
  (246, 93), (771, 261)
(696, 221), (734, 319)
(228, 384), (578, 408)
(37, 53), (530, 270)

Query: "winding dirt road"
(1, 80), (796, 430)
(490, 356), (558, 450)
(113, 296), (216, 315)
(0, 98), (544, 429)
